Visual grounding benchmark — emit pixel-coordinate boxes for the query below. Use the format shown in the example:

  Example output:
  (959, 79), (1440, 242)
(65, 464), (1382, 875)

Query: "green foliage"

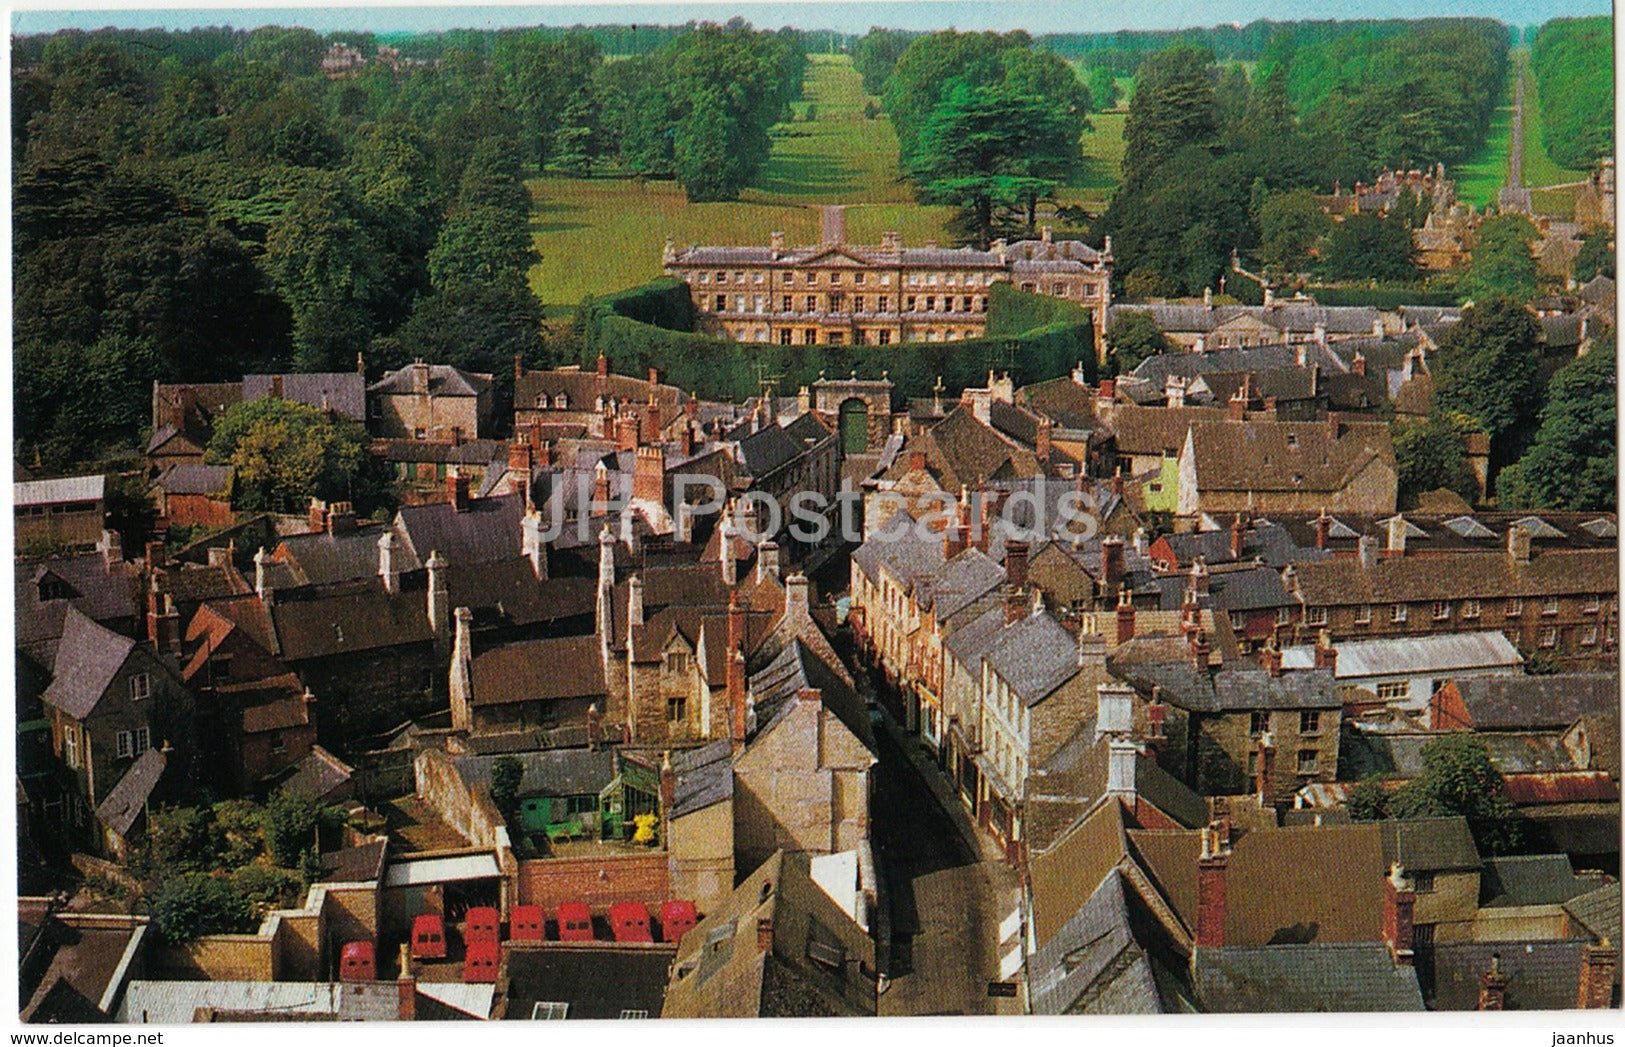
(144, 805), (224, 877)
(578, 280), (1094, 401)
(1573, 227), (1616, 283)
(1258, 190), (1331, 276)
(231, 862), (304, 914)
(1301, 285), (1461, 308)
(148, 872), (257, 944)
(1105, 310), (1171, 374)
(1119, 45), (1217, 187)
(1085, 65), (1120, 111)
(1431, 296), (1543, 470)
(854, 28), (915, 95)
(1386, 733), (1525, 855)
(491, 756), (525, 817)
(1322, 214), (1418, 283)
(1461, 214), (1539, 304)
(261, 791), (334, 868)
(204, 398), (372, 514)
(1496, 338), (1617, 512)
(1529, 17), (1614, 171)
(1346, 777), (1390, 821)
(1392, 410), (1481, 509)
(428, 204), (538, 292)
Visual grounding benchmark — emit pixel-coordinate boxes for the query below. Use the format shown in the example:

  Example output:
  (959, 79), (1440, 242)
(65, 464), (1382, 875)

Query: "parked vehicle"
(339, 941), (375, 982)
(608, 901), (653, 943)
(465, 906), (501, 946)
(556, 901), (593, 942)
(463, 941), (499, 983)
(509, 904), (546, 942)
(657, 900), (699, 945)
(411, 914), (447, 960)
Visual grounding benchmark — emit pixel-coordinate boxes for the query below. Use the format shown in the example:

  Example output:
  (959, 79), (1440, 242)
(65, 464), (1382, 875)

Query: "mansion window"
(1299, 711), (1321, 735)
(925, 296), (936, 312)
(1022, 282), (1036, 292)
(854, 272), (866, 285)
(1376, 681), (1410, 702)
(780, 329), (794, 346)
(753, 272), (765, 284)
(1392, 604), (1409, 624)
(1462, 599), (1481, 620)
(806, 295), (817, 312)
(1542, 597), (1560, 616)
(1306, 606), (1328, 627)
(783, 295), (793, 311)
(907, 296), (918, 311)
(878, 296), (890, 312)
(714, 295), (726, 312)
(733, 272), (743, 284)
(714, 270), (726, 282)
(1539, 627), (1559, 649)
(854, 296), (865, 312)
(1506, 598), (1524, 618)
(854, 330), (867, 346)
(1584, 595), (1602, 614)
(1297, 749), (1320, 775)
(131, 673), (151, 702)
(960, 296), (972, 312)
(808, 273), (819, 286)
(803, 329), (817, 345)
(878, 330), (892, 345)
(1432, 601), (1450, 622)
(828, 332), (845, 346)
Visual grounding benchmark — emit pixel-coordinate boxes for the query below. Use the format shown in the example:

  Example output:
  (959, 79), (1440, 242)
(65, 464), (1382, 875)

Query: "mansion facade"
(664, 225), (1112, 357)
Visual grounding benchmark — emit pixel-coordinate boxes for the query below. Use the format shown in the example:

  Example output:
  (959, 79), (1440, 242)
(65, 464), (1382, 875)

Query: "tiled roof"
(1292, 547), (1617, 604)
(41, 607), (138, 720)
(1564, 882), (1623, 944)
(1184, 417), (1394, 495)
(273, 745), (352, 801)
(1109, 655), (1345, 713)
(367, 363), (491, 398)
(1449, 673), (1621, 731)
(1430, 940), (1602, 1010)
(1128, 823), (1386, 947)
(16, 553), (139, 655)
(269, 581), (436, 661)
(747, 639), (876, 754)
(395, 493), (525, 567)
(276, 524), (398, 586)
(95, 748), (167, 838)
(1194, 942), (1423, 1012)
(983, 609), (1080, 708)
(736, 423), (805, 478)
(1029, 801), (1130, 947)
(151, 464), (233, 497)
(469, 636), (607, 706)
(242, 372), (366, 421)
(1479, 854), (1610, 908)
(1029, 869), (1167, 1015)
(1376, 816), (1481, 872)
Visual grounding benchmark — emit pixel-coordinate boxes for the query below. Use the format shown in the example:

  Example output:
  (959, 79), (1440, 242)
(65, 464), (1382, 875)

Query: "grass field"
(529, 54), (956, 308)
(1518, 53), (1589, 220)
(1454, 76), (1514, 209)
(1061, 110), (1127, 210)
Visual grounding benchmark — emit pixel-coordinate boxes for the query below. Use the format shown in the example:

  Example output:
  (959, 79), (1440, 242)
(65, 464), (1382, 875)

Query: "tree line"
(1529, 16), (1614, 173)
(12, 20), (806, 470)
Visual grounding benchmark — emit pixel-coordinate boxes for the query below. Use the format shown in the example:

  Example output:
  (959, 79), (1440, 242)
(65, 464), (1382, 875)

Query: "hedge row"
(577, 280), (1097, 403)
(1303, 285), (1462, 308)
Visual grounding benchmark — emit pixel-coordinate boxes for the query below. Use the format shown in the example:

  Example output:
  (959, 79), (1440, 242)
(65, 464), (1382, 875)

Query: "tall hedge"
(1530, 17), (1614, 172)
(578, 278), (1096, 402)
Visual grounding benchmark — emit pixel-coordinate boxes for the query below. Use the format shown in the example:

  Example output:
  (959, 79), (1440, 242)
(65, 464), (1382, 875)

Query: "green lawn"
(529, 54), (956, 308)
(1058, 110), (1126, 211)
(1454, 76), (1514, 209)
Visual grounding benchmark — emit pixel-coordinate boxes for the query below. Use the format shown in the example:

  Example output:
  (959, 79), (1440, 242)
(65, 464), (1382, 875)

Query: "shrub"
(148, 872), (257, 944)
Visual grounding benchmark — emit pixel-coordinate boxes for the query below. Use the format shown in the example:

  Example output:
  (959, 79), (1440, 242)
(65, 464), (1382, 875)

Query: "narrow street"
(859, 668), (1022, 1017)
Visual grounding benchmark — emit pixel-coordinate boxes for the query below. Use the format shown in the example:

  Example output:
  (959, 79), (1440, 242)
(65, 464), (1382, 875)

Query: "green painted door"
(839, 398), (869, 455)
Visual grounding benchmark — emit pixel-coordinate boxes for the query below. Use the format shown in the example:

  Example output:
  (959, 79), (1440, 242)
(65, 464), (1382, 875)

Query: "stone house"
(366, 361), (493, 442)
(1175, 414), (1397, 518)
(16, 475), (106, 553)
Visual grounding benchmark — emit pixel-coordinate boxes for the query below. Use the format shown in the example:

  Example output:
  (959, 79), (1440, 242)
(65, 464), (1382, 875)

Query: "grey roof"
(1430, 940), (1603, 1010)
(41, 607), (138, 720)
(367, 363), (492, 398)
(1339, 725), (1579, 779)
(1193, 943), (1424, 1012)
(273, 745), (353, 802)
(95, 748), (166, 837)
(1281, 631), (1523, 679)
(502, 946), (671, 1021)
(276, 524), (399, 586)
(1564, 882), (1623, 944)
(1156, 521), (1326, 568)
(1451, 673), (1621, 731)
(1480, 855), (1611, 908)
(395, 493), (525, 567)
(748, 638), (876, 754)
(916, 547), (1004, 621)
(270, 581), (436, 661)
(1112, 302), (1382, 335)
(243, 372), (366, 421)
(1029, 869), (1166, 1015)
(983, 610), (1080, 708)
(736, 423), (806, 478)
(1110, 655), (1345, 713)
(850, 513), (945, 589)
(16, 553), (139, 655)
(453, 748), (617, 799)
(1377, 817), (1481, 873)
(15, 474), (104, 506)
(942, 604), (1011, 673)
(151, 464), (233, 496)
(670, 740), (734, 819)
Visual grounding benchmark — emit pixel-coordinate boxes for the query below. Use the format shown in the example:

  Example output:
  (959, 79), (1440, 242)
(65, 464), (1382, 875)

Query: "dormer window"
(131, 673), (151, 702)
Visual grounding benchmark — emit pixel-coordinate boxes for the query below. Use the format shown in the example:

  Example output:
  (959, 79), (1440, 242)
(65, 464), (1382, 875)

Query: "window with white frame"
(1392, 604), (1409, 623)
(1542, 597), (1560, 616)
(1376, 681), (1410, 702)
(1432, 601), (1450, 621)
(1296, 749), (1320, 774)
(1356, 605), (1373, 624)
(1539, 627), (1559, 648)
(1506, 598), (1523, 618)
(1276, 607), (1293, 626)
(1462, 599), (1481, 620)
(131, 673), (151, 702)
(64, 728), (80, 769)
(1584, 595), (1602, 614)
(1582, 625), (1599, 646)
(1300, 711), (1322, 734)
(532, 1003), (569, 1020)
(1306, 606), (1328, 626)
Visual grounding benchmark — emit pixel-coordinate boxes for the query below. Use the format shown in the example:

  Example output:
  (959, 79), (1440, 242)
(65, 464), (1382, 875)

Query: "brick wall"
(516, 852), (670, 910)
(154, 935), (276, 981)
(165, 493), (235, 530)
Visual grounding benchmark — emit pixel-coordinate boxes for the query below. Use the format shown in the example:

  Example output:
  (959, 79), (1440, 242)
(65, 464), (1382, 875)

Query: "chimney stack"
(1508, 523), (1532, 565)
(1035, 418), (1052, 462)
(1478, 955), (1508, 1010)
(1102, 536), (1125, 596)
(1315, 509), (1332, 550)
(1256, 731), (1278, 806)
(1095, 682), (1134, 741)
(756, 541), (781, 584)
(944, 520), (966, 561)
(377, 531), (400, 596)
(597, 353), (609, 378)
(1195, 825), (1231, 948)
(1579, 941), (1620, 1008)
(659, 749), (675, 817)
(587, 703), (604, 751)
(757, 917), (774, 953)
(1386, 513), (1407, 557)
(633, 445), (665, 504)
(1005, 541), (1030, 591)
(719, 509), (739, 587)
(1005, 585), (1027, 624)
(1115, 585), (1137, 644)
(448, 605), (473, 730)
(1383, 864), (1417, 966)
(307, 498), (328, 534)
(1106, 737), (1137, 800)
(254, 546), (275, 604)
(1314, 630), (1337, 672)
(426, 550), (448, 636)
(1230, 514), (1246, 560)
(1190, 557), (1210, 596)
(397, 945), (416, 1022)
(447, 470), (470, 512)
(1358, 534), (1379, 572)
(521, 511), (547, 581)
(783, 573), (811, 631)
(628, 572), (644, 628)
(1261, 639), (1283, 676)
(728, 592), (748, 749)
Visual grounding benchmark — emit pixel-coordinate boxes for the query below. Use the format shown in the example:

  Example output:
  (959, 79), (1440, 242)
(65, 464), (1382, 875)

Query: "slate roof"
(1193, 943), (1423, 1012)
(15, 474), (104, 506)
(942, 604), (1013, 675)
(1430, 940), (1606, 1010)
(275, 524), (396, 586)
(748, 639), (876, 754)
(1479, 855), (1611, 908)
(395, 493), (525, 567)
(1564, 882), (1623, 944)
(269, 581), (436, 661)
(1155, 521), (1325, 569)
(1017, 375), (1098, 430)
(983, 610), (1081, 708)
(41, 607), (139, 720)
(736, 423), (806, 478)
(273, 745), (353, 802)
(367, 363), (491, 398)
(1029, 869), (1168, 1015)
(1377, 817), (1481, 873)
(470, 636), (607, 706)
(16, 553), (140, 655)
(1111, 302), (1382, 335)
(1448, 673), (1621, 731)
(453, 748), (617, 798)
(502, 946), (672, 1021)
(670, 740), (734, 819)
(1109, 654), (1345, 713)
(902, 405), (1046, 490)
(321, 839), (388, 883)
(95, 748), (167, 837)
(151, 464), (233, 497)
(370, 438), (506, 465)
(1283, 631), (1523, 678)
(242, 372), (366, 421)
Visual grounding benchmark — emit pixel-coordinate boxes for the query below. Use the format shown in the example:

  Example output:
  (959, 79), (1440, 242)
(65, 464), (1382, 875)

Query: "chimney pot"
(1005, 541), (1030, 591)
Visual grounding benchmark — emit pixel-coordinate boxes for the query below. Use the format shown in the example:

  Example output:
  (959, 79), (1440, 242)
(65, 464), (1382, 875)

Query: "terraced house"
(665, 218), (1112, 353)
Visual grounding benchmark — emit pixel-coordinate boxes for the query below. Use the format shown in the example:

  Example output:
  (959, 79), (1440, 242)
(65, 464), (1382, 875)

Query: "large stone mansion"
(664, 211), (1112, 356)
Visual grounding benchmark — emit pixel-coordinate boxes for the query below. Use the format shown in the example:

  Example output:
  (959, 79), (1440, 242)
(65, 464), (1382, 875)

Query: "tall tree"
(1120, 44), (1217, 187)
(1496, 338), (1617, 511)
(205, 398), (372, 513)
(1321, 213), (1417, 283)
(1462, 213), (1540, 303)
(1431, 296), (1543, 471)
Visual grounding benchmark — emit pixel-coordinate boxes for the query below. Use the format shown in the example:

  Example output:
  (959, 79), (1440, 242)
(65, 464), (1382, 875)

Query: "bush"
(261, 792), (331, 868)
(1303, 285), (1461, 308)
(148, 872), (257, 944)
(231, 862), (303, 915)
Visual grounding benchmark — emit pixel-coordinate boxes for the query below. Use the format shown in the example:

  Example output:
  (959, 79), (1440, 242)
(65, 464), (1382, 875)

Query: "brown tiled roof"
(1108, 405), (1226, 457)
(1029, 800), (1129, 948)
(241, 682), (313, 734)
(515, 368), (687, 414)
(1127, 823), (1385, 947)
(469, 635), (606, 706)
(1292, 547), (1617, 605)
(1018, 376), (1098, 430)
(270, 581), (436, 661)
(1185, 418), (1394, 495)
(894, 404), (1046, 491)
